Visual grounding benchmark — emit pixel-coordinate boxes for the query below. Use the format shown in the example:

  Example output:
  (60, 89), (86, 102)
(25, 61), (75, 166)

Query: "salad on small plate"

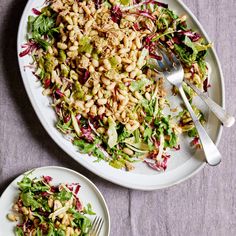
(0, 166), (110, 236)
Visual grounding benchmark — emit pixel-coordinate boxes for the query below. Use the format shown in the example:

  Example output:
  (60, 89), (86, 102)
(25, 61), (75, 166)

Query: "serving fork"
(152, 46), (222, 166)
(184, 80), (235, 127)
(89, 216), (104, 236)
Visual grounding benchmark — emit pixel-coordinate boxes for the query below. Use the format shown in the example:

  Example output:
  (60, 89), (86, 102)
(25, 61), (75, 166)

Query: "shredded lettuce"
(107, 117), (118, 148)
(130, 77), (151, 92)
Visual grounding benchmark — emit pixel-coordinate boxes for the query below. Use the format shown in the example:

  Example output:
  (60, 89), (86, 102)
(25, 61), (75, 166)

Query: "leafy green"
(27, 12), (59, 50)
(56, 229), (66, 236)
(137, 48), (149, 68)
(188, 128), (198, 137)
(73, 139), (96, 154)
(56, 119), (72, 133)
(56, 189), (72, 201)
(109, 159), (126, 169)
(117, 126), (131, 142)
(17, 176), (32, 192)
(69, 208), (92, 234)
(107, 117), (118, 148)
(154, 116), (178, 148)
(109, 56), (119, 68)
(83, 203), (96, 215)
(174, 36), (211, 65)
(71, 112), (81, 137)
(120, 0), (131, 5)
(78, 36), (93, 54)
(15, 227), (24, 236)
(134, 129), (140, 143)
(73, 139), (105, 161)
(143, 127), (152, 141)
(130, 78), (150, 92)
(58, 50), (66, 63)
(141, 98), (159, 121)
(21, 192), (42, 211)
(44, 54), (57, 73)
(74, 81), (85, 100)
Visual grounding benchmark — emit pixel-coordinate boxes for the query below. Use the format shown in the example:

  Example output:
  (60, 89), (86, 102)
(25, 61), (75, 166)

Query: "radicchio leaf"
(32, 8), (41, 15)
(111, 5), (122, 24)
(177, 30), (201, 42)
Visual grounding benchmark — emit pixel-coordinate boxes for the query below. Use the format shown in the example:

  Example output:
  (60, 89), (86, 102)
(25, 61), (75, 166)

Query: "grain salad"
(20, 0), (210, 171)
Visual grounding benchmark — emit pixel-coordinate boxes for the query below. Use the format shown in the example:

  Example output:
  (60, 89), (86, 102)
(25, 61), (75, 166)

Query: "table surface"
(0, 0), (236, 235)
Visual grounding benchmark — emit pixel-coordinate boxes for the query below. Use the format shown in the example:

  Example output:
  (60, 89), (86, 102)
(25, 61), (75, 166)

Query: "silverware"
(89, 216), (104, 236)
(184, 80), (235, 127)
(152, 46), (221, 166)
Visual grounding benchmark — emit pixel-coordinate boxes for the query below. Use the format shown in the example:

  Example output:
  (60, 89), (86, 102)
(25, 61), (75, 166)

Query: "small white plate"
(0, 166), (110, 236)
(17, 0), (224, 190)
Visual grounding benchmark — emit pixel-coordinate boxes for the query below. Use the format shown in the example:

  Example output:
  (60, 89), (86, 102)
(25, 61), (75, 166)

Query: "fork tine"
(91, 216), (98, 232)
(96, 218), (104, 235)
(158, 45), (182, 69)
(94, 217), (103, 235)
(157, 47), (173, 68)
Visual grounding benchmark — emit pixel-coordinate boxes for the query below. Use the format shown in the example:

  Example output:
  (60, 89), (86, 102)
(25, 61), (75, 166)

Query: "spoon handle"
(178, 85), (222, 166)
(185, 80), (235, 127)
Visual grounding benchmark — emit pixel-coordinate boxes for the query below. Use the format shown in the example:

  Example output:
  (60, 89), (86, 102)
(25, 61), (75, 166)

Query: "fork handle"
(185, 80), (235, 127)
(178, 85), (222, 166)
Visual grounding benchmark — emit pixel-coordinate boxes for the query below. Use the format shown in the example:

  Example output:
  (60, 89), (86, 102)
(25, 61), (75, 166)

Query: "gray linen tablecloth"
(0, 0), (236, 235)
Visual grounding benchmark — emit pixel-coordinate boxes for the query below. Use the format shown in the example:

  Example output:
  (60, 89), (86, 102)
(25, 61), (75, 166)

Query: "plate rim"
(0, 165), (111, 236)
(16, 0), (225, 191)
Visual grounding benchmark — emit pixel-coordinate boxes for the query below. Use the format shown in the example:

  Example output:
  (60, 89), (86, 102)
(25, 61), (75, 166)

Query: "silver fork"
(89, 216), (104, 236)
(153, 46), (221, 166)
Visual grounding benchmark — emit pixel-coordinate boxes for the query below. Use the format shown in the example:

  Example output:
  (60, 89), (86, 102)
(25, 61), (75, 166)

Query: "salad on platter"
(19, 0), (211, 171)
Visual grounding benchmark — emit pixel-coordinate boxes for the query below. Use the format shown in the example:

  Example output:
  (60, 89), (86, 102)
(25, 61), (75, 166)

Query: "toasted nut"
(106, 109), (112, 116)
(121, 110), (126, 119)
(106, 82), (116, 90)
(184, 72), (192, 79)
(145, 92), (151, 101)
(69, 45), (78, 51)
(65, 15), (73, 25)
(97, 127), (105, 134)
(82, 4), (91, 15)
(57, 42), (67, 50)
(122, 58), (132, 64)
(129, 95), (138, 103)
(97, 90), (103, 99)
(69, 30), (75, 38)
(119, 48), (129, 55)
(92, 59), (99, 67)
(98, 106), (106, 115)
(90, 105), (97, 115)
(89, 65), (95, 73)
(97, 98), (107, 105)
(72, 2), (79, 12)
(117, 93), (126, 101)
(58, 213), (64, 219)
(92, 84), (100, 95)
(139, 125), (145, 134)
(54, 200), (62, 210)
(126, 62), (136, 72)
(48, 198), (54, 208)
(84, 94), (93, 101)
(7, 213), (18, 222)
(13, 204), (19, 211)
(135, 37), (142, 49)
(125, 15), (136, 22)
(102, 77), (111, 86)
(134, 91), (143, 100)
(123, 147), (134, 156)
(22, 207), (29, 215)
(85, 100), (94, 108)
(103, 59), (111, 70)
